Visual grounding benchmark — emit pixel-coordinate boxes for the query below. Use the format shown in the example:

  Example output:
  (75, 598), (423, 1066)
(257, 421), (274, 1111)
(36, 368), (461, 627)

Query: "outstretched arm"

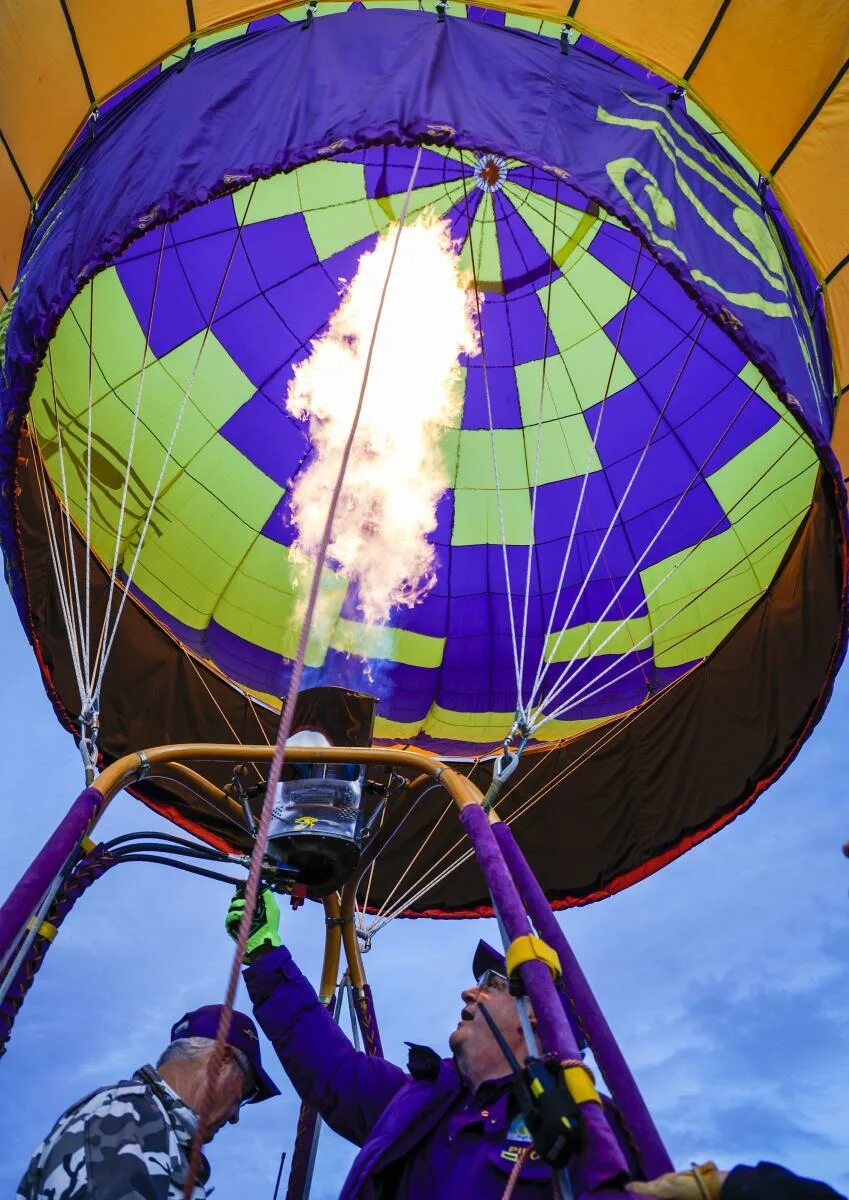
(244, 944), (407, 1146)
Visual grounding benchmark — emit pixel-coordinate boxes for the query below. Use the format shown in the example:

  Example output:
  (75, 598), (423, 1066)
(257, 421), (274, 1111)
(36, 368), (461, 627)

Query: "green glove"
(226, 885), (282, 961)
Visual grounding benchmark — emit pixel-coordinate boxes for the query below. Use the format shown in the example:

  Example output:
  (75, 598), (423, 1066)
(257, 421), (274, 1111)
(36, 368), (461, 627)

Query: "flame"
(286, 213), (479, 628)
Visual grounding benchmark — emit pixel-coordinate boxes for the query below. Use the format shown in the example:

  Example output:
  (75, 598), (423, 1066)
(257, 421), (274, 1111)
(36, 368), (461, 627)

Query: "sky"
(0, 580), (847, 1198)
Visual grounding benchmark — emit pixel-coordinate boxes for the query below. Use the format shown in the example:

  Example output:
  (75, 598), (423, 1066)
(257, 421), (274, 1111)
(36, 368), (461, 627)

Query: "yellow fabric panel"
(773, 72), (849, 280)
(0, 146), (28, 298)
(688, 1), (849, 172)
(564, 0), (715, 77)
(193, 0), (278, 25)
(64, 0), (189, 101)
(0, 0), (88, 186)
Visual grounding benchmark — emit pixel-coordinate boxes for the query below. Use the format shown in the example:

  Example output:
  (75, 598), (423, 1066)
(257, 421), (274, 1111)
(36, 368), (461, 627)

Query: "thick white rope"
(183, 150), (426, 1198)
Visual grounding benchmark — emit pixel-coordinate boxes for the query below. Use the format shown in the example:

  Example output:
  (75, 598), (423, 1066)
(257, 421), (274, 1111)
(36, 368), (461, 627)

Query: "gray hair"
(157, 1036), (216, 1069)
(157, 1037), (254, 1084)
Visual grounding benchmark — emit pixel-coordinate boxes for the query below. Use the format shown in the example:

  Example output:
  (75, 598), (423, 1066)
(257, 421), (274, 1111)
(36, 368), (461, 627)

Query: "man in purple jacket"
(230, 891), (557, 1198)
(229, 889), (846, 1200)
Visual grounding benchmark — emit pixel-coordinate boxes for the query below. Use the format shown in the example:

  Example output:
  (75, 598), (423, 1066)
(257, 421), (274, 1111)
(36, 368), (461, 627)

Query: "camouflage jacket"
(17, 1065), (211, 1199)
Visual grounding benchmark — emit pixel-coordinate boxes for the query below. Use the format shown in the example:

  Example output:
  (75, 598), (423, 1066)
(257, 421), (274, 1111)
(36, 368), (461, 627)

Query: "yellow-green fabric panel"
(331, 618), (444, 668)
(452, 487), (533, 546)
(543, 616), (654, 665)
(641, 421), (819, 667)
(214, 536), (347, 665)
(374, 701), (609, 747)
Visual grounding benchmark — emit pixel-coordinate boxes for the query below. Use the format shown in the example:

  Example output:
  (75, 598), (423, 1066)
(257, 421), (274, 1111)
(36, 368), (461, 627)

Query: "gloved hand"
(626, 1164), (728, 1199)
(225, 885), (282, 961)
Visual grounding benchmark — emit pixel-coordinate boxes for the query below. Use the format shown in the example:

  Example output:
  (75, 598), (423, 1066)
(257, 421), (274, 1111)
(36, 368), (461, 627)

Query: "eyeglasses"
(476, 968), (509, 993)
(228, 1046), (260, 1107)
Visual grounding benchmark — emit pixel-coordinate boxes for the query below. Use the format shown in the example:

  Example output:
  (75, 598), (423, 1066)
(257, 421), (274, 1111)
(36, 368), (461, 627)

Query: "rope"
(524, 241), (645, 715)
(182, 147), (424, 1198)
(528, 360), (764, 728)
(185, 655), (265, 783)
(529, 311), (708, 725)
(501, 1147), (530, 1200)
(459, 153), (522, 702)
(84, 277), (95, 685)
(46, 347), (88, 698)
(517, 177), (561, 717)
(537, 469), (809, 727)
(91, 222), (168, 698)
(27, 424), (87, 704)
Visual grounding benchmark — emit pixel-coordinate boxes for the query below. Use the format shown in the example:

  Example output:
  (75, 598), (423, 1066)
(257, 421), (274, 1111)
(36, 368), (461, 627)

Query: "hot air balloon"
(0, 3), (847, 1194)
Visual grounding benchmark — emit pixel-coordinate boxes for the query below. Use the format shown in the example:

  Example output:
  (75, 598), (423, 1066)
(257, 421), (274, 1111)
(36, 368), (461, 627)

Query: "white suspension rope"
(84, 279), (95, 690)
(529, 367), (763, 725)
(90, 223), (169, 697)
(526, 312), (708, 721)
(29, 428), (88, 704)
(93, 190), (259, 705)
(530, 426), (809, 729)
(537, 490), (809, 728)
(516, 178), (561, 722)
(354, 781), (441, 935)
(459, 158), (522, 703)
(523, 243), (646, 718)
(46, 350), (89, 700)
(358, 791), (456, 934)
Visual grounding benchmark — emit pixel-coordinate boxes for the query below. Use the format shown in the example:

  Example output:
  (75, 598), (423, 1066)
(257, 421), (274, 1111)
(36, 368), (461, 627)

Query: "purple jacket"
(244, 946), (632, 1200)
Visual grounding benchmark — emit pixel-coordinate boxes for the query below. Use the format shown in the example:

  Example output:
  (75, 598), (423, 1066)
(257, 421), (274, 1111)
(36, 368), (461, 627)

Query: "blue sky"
(0, 581), (846, 1197)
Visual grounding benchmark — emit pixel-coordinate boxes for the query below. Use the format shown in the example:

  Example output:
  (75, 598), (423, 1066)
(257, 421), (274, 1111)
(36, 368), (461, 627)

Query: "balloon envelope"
(0, 9), (845, 914)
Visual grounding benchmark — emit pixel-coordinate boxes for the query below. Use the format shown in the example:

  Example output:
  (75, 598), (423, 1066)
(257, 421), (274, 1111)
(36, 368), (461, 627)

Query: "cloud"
(1, 583), (848, 1196)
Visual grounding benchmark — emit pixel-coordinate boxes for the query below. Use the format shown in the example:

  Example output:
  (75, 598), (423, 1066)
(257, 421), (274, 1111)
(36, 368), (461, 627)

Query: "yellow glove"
(627, 1163), (727, 1200)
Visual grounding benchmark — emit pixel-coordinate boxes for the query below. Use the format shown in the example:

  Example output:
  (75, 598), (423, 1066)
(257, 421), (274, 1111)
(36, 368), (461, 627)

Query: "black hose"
(108, 853), (247, 887)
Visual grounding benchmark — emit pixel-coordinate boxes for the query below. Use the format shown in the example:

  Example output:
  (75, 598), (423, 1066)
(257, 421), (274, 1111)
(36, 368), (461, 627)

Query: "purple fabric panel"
(491, 188), (563, 297)
(491, 821), (673, 1179)
(0, 786), (104, 963)
(222, 394), (310, 489)
(357, 144), (468, 197)
(458, 804), (631, 1191)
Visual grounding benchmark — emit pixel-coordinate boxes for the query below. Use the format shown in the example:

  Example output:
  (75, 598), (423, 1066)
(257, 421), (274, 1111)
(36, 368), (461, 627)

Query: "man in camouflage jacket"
(17, 1005), (279, 1199)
